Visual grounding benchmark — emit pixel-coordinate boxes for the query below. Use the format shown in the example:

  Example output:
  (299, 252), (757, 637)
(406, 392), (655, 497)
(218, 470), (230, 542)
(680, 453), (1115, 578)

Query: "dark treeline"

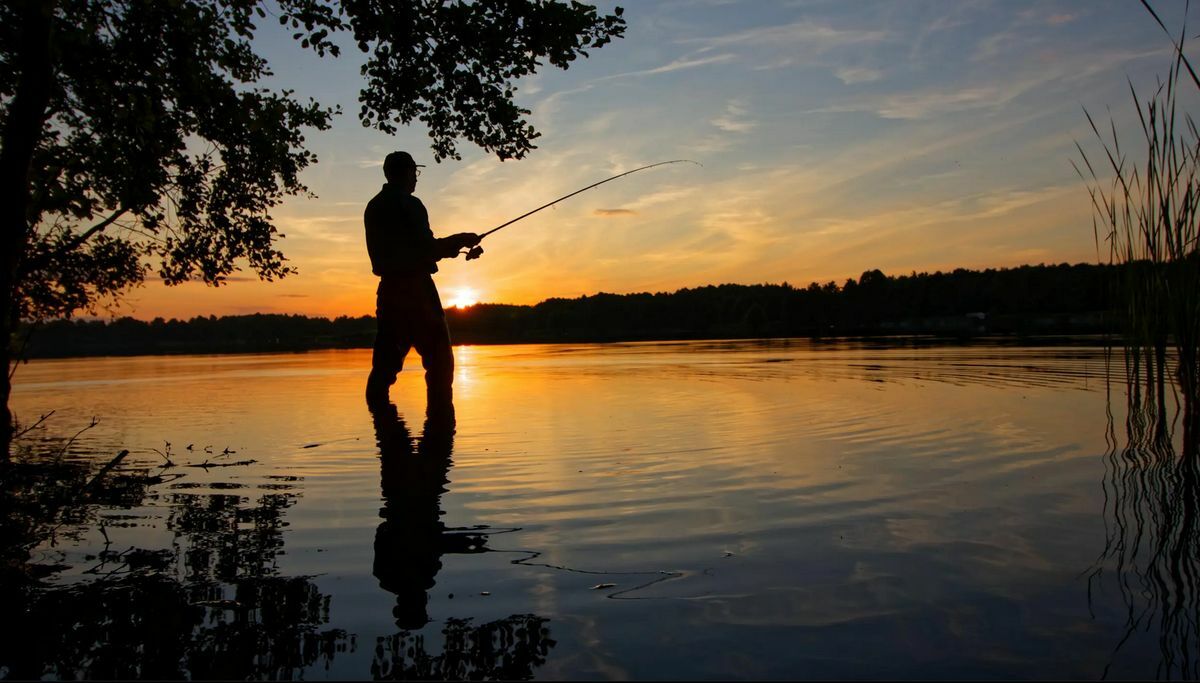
(16, 263), (1116, 358)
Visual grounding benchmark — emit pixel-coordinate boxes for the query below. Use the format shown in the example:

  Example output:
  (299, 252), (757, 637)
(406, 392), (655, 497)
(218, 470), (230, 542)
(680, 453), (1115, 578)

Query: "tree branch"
(61, 207), (128, 254)
(21, 207), (128, 275)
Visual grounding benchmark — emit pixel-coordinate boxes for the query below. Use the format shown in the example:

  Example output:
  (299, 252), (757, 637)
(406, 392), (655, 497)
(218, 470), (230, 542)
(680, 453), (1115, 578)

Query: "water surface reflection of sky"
(6, 340), (1178, 679)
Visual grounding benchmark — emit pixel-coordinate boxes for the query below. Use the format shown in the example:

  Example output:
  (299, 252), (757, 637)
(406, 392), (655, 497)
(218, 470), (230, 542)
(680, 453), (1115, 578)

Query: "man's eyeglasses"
(413, 168), (421, 177)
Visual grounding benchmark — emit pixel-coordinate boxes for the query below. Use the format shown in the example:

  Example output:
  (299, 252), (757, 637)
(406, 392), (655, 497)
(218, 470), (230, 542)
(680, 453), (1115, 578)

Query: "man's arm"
(364, 199), (389, 276)
(432, 232), (481, 260)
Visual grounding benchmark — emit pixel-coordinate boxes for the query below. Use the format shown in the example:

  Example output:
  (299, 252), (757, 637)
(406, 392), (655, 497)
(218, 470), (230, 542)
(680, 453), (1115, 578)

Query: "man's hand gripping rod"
(461, 159), (700, 260)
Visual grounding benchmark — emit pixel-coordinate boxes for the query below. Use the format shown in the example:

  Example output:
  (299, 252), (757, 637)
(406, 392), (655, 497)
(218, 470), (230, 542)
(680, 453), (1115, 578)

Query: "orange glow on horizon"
(445, 287), (480, 309)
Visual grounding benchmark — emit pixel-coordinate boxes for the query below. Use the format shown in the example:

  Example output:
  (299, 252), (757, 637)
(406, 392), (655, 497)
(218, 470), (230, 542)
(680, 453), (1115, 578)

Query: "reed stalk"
(1074, 4), (1200, 450)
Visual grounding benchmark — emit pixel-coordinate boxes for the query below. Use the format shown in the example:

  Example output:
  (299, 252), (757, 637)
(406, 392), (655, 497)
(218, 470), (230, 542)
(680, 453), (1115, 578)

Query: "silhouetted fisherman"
(365, 151), (481, 408)
(369, 399), (487, 630)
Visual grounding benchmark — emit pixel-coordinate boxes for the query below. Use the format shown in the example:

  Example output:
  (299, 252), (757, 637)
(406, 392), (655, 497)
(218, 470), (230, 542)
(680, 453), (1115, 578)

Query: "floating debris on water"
(191, 599), (242, 610)
(301, 436), (361, 449)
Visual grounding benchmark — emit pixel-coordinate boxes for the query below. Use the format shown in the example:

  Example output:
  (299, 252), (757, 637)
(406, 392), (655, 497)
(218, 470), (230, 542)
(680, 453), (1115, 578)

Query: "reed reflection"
(367, 399), (556, 680)
(1088, 352), (1200, 679)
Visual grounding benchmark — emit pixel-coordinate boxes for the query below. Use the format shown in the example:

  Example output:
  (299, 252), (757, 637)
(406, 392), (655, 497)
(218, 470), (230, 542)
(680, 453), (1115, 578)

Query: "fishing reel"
(464, 245), (484, 260)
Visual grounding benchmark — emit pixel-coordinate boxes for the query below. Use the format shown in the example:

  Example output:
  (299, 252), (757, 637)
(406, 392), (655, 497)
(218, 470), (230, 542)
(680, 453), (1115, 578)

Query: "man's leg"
(367, 336), (408, 403)
(367, 288), (411, 403)
(414, 316), (454, 411)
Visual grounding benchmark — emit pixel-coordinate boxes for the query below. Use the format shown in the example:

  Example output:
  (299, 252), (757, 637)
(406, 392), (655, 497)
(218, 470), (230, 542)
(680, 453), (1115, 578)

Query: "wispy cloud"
(1045, 13), (1079, 26)
(600, 53), (737, 81)
(872, 86), (1004, 119)
(835, 66), (883, 85)
(680, 18), (891, 74)
(974, 8), (1089, 64)
(581, 111), (620, 135)
(752, 57), (799, 71)
(647, 53), (736, 75)
(809, 182), (1089, 268)
(624, 186), (701, 211)
(594, 208), (636, 217)
(711, 100), (756, 133)
(690, 134), (733, 153)
(926, 14), (969, 34)
(816, 45), (1164, 121)
(907, 7), (975, 64)
(807, 85), (1005, 120)
(1017, 7), (1081, 27)
(534, 50), (737, 120)
(968, 183), (1081, 220)
(685, 20), (886, 51)
(275, 214), (360, 243)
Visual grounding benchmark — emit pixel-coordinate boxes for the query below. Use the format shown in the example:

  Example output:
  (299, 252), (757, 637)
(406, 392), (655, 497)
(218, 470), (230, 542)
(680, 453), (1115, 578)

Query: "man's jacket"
(364, 184), (460, 278)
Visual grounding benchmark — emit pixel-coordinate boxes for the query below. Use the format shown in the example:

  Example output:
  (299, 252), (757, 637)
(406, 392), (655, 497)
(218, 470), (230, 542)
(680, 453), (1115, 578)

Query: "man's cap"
(383, 151), (425, 176)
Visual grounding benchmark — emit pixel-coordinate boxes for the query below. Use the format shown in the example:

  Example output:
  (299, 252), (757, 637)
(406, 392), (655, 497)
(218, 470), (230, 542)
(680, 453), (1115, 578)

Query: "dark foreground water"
(2, 338), (1193, 679)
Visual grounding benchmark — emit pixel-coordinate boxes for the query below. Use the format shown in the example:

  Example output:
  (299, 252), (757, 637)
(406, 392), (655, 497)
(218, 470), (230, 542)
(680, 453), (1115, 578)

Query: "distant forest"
(15, 263), (1116, 359)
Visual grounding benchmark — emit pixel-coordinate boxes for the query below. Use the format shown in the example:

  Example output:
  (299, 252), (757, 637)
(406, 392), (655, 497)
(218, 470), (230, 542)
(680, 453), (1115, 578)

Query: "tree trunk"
(0, 1), (54, 458)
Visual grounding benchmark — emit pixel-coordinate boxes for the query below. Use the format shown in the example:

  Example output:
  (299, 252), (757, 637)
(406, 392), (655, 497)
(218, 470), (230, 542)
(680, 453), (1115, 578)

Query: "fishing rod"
(462, 159), (700, 259)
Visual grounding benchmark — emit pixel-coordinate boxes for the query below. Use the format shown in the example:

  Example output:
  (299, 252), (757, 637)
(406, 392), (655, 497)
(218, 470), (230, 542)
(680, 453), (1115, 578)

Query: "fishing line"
(463, 159), (701, 259)
(442, 524), (686, 599)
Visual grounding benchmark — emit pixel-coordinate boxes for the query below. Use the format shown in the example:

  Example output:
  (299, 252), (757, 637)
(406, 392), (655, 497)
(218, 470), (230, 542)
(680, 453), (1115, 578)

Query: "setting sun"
(445, 287), (480, 309)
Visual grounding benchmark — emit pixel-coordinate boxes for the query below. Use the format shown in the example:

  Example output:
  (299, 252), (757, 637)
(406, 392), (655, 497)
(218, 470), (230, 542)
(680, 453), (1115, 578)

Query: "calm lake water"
(3, 338), (1193, 679)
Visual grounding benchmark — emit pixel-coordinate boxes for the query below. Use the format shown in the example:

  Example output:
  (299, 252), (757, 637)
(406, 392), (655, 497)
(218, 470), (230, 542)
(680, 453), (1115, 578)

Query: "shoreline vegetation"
(13, 262), (1122, 359)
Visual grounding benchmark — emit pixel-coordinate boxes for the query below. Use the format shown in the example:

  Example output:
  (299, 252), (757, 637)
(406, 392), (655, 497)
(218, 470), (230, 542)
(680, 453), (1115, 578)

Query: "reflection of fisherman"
(369, 400), (486, 630)
(364, 151), (481, 407)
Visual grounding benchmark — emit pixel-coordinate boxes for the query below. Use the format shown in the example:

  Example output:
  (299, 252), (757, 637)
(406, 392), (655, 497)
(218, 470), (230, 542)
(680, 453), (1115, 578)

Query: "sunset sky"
(122, 0), (1198, 320)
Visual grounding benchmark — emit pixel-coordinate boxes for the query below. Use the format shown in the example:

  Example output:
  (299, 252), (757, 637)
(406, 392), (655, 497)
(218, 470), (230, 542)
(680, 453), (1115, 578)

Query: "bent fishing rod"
(462, 159), (700, 259)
